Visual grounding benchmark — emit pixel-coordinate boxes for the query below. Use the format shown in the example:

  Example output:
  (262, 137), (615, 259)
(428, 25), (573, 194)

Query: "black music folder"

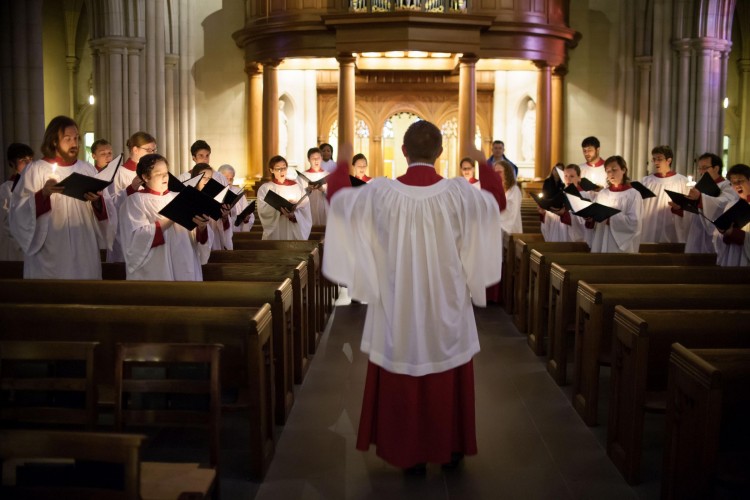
(630, 181), (656, 199)
(168, 172), (203, 193)
(695, 172), (721, 197)
(234, 200), (256, 227)
(579, 177), (600, 192)
(530, 190), (567, 212)
(158, 186), (223, 230)
(665, 190), (700, 214)
(296, 171), (328, 188)
(55, 154), (122, 201)
(263, 189), (298, 213)
(349, 175), (367, 187)
(712, 199), (750, 232)
(564, 193), (621, 223)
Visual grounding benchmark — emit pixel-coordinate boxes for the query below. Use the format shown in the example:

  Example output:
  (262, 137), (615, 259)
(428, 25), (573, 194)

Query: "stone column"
(551, 66), (567, 166)
(693, 42), (713, 159)
(372, 135), (382, 178)
(337, 53), (356, 154)
(674, 40), (692, 169)
(262, 59), (281, 170)
(65, 55), (79, 117)
(716, 50), (730, 156)
(458, 54), (478, 157)
(635, 56), (652, 179)
(738, 59), (750, 165)
(534, 61), (552, 179)
(164, 54), (179, 169)
(246, 62), (263, 180)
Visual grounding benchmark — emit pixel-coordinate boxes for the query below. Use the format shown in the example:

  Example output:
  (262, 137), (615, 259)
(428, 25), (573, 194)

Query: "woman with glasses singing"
(106, 131), (158, 262)
(257, 155), (312, 240)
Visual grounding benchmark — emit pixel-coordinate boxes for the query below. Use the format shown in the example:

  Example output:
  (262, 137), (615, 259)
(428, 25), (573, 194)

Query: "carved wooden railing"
(349, 1), (468, 13)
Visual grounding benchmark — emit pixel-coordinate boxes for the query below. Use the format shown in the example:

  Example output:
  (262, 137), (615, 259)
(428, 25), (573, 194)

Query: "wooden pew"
(573, 283), (750, 426)
(544, 254), (722, 385)
(503, 233), (545, 312)
(607, 308), (750, 484)
(234, 231), (326, 241)
(526, 243), (699, 352)
(662, 344), (750, 500)
(0, 277), (296, 427)
(222, 240), (331, 339)
(512, 240), (590, 333)
(210, 249), (320, 354)
(0, 303), (275, 480)
(202, 262), (310, 385)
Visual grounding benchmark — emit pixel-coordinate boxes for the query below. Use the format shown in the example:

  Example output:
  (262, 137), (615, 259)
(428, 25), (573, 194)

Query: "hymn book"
(629, 181), (656, 199)
(168, 172), (203, 192)
(711, 199), (750, 232)
(54, 154), (122, 201)
(234, 200), (256, 227)
(158, 186), (223, 230)
(579, 177), (599, 192)
(665, 190), (700, 214)
(263, 189), (308, 213)
(349, 175), (367, 187)
(530, 190), (567, 212)
(296, 171), (328, 189)
(564, 192), (621, 223)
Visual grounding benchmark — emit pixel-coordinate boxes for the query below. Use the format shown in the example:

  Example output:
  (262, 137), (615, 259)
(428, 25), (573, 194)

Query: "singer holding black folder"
(585, 155), (642, 253)
(10, 116), (114, 279)
(257, 155), (312, 240)
(119, 154), (212, 280)
(714, 163), (750, 266)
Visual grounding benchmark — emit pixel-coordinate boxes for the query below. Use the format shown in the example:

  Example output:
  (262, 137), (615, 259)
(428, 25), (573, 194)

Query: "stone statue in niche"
(278, 100), (289, 157)
(521, 99), (536, 162)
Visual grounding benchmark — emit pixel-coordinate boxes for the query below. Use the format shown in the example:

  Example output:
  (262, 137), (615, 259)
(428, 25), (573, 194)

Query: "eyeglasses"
(140, 146), (158, 154)
(272, 167), (288, 172)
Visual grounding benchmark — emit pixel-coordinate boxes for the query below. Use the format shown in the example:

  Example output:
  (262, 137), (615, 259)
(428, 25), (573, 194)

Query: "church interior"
(1, 1), (749, 499)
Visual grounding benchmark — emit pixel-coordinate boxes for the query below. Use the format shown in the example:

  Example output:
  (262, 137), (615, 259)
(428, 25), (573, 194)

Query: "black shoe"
(441, 452), (464, 470)
(403, 463), (426, 476)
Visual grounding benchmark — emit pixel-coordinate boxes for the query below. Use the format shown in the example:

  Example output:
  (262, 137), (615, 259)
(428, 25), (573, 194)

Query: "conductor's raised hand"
(42, 179), (65, 198)
(465, 145), (487, 168)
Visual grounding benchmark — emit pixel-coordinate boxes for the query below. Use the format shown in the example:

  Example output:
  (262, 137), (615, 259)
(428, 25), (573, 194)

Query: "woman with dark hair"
(495, 159), (522, 238)
(118, 153), (212, 280)
(459, 157), (480, 189)
(10, 116), (113, 279)
(714, 163), (750, 266)
(257, 155), (312, 240)
(353, 153), (372, 183)
(586, 155), (642, 253)
(190, 162), (234, 250)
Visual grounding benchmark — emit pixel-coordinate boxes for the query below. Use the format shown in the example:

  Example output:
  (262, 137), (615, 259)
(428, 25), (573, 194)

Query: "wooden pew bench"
(662, 345), (750, 500)
(210, 249), (321, 354)
(573, 283), (750, 426)
(503, 233), (545, 313)
(544, 253), (722, 384)
(607, 308), (750, 484)
(512, 240), (590, 333)
(218, 240), (332, 335)
(0, 277), (297, 427)
(0, 303), (275, 480)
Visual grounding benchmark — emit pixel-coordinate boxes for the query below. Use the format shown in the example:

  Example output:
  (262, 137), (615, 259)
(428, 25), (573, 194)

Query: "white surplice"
(499, 184), (523, 241)
(299, 169), (329, 226)
(257, 180), (312, 240)
(640, 173), (690, 243)
(10, 158), (114, 279)
(541, 210), (585, 243)
(579, 162), (608, 188)
(684, 178), (738, 253)
(323, 177), (503, 376)
(589, 186), (642, 253)
(713, 200), (750, 266)
(0, 179), (23, 261)
(119, 190), (212, 280)
(105, 160), (137, 262)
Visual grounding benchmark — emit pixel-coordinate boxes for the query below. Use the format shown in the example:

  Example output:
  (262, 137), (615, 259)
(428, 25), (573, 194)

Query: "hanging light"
(89, 94), (95, 105)
(723, 97), (729, 109)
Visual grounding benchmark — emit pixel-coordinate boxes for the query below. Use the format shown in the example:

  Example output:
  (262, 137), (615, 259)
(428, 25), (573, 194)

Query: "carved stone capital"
(552, 65), (568, 78)
(245, 61), (263, 76)
(261, 59), (283, 69)
(738, 59), (750, 73)
(635, 55), (652, 70)
(336, 53), (356, 65)
(459, 54), (479, 66)
(89, 36), (146, 54)
(165, 53), (179, 69)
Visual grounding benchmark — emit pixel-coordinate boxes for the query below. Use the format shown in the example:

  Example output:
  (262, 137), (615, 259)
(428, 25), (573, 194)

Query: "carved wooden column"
(337, 53), (356, 155)
(262, 59), (281, 171)
(246, 62), (263, 179)
(534, 61), (552, 179)
(458, 54), (478, 157)
(551, 65), (566, 165)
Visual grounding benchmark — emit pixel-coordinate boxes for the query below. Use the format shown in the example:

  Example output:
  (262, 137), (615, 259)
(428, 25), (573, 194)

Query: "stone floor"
(216, 302), (664, 499)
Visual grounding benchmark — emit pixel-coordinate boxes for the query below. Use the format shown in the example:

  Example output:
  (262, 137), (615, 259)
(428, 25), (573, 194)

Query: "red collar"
(140, 187), (169, 195)
(715, 176), (726, 183)
(575, 184), (584, 192)
(468, 177), (479, 184)
(272, 178), (297, 186)
(44, 157), (76, 167)
(609, 183), (632, 192)
(123, 159), (137, 171)
(587, 159), (605, 167)
(358, 175), (372, 182)
(306, 168), (323, 173)
(654, 171), (676, 178)
(397, 165), (443, 186)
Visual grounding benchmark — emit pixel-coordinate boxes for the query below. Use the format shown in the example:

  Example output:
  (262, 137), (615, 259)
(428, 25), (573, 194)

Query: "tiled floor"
(224, 303), (662, 499)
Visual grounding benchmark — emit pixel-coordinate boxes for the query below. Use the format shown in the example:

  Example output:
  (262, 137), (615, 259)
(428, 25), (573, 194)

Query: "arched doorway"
(382, 111), (422, 178)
